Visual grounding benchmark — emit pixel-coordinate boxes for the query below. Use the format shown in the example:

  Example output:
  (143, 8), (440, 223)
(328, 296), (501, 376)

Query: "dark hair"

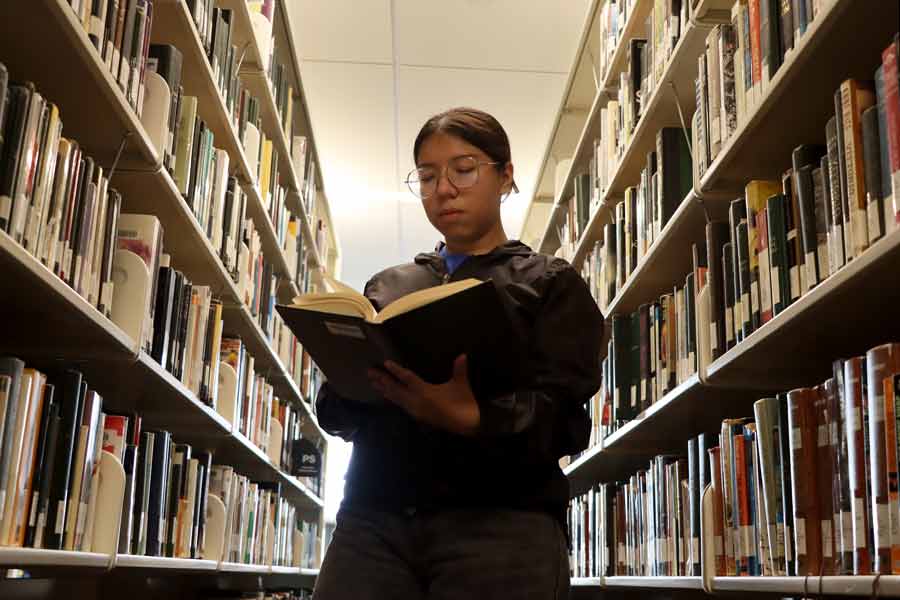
(413, 107), (513, 170)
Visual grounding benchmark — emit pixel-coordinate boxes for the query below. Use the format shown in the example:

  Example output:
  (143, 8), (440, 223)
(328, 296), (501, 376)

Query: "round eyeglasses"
(405, 155), (506, 199)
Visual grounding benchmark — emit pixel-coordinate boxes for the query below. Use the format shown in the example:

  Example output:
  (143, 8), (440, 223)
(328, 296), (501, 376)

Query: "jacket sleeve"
(313, 278), (384, 442)
(471, 259), (605, 463)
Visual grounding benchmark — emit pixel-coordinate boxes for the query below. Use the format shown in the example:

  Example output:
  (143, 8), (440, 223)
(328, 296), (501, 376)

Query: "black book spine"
(736, 220), (753, 340)
(629, 312), (641, 417)
(685, 272), (696, 373)
(777, 393), (796, 575)
(132, 431), (154, 555)
(194, 452), (212, 558)
(0, 87), (31, 232)
(117, 443), (138, 553)
(688, 436), (701, 575)
(43, 369), (84, 550)
(67, 156), (94, 288)
(151, 267), (175, 366)
(722, 241), (736, 352)
(166, 271), (184, 374)
(611, 315), (632, 422)
(175, 281), (193, 381)
(861, 106), (885, 243)
(0, 62), (9, 155)
(145, 430), (171, 557)
(23, 384), (56, 547)
(792, 144), (826, 289)
(638, 304), (651, 412)
(825, 117), (846, 270)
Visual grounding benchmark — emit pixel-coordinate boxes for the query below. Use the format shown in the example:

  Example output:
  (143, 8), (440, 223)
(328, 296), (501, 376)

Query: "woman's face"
(416, 132), (513, 246)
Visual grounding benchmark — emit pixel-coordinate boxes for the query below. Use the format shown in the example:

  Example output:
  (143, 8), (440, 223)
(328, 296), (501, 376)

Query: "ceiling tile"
(299, 61), (398, 195)
(396, 66), (567, 239)
(395, 0), (590, 73)
(290, 0), (394, 63)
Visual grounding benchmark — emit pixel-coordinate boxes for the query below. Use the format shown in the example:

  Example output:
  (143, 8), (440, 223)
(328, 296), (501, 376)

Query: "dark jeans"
(313, 506), (570, 600)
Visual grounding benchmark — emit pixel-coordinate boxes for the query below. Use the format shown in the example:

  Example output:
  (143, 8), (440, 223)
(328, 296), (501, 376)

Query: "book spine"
(882, 41), (900, 223)
(867, 345), (895, 573)
(840, 80), (875, 257)
(861, 106), (885, 243)
(845, 357), (873, 574)
(815, 385), (837, 575)
(883, 368), (900, 573)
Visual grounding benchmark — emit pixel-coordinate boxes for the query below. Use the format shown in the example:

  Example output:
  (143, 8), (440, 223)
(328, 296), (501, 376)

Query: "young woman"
(313, 107), (605, 600)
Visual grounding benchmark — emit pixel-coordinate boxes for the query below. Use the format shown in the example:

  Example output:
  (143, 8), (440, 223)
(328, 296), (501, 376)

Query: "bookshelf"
(528, 0), (900, 596)
(0, 0), (335, 593)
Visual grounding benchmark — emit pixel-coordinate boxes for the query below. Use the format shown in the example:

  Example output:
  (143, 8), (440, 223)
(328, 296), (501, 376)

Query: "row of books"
(592, 265), (700, 435)
(0, 70), (122, 319)
(568, 433), (708, 578)
(120, 213), (317, 462)
(706, 58), (899, 362)
(693, 0), (830, 176)
(709, 344), (900, 576)
(66, 0), (154, 116)
(0, 359), (318, 567)
(581, 127), (693, 311)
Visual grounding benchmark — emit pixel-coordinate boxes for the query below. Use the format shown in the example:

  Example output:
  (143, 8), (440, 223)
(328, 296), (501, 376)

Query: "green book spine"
(766, 194), (790, 316)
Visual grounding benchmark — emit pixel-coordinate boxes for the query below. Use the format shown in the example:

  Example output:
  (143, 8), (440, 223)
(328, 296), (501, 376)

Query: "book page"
(289, 294), (376, 321)
(291, 274), (376, 321)
(373, 278), (484, 323)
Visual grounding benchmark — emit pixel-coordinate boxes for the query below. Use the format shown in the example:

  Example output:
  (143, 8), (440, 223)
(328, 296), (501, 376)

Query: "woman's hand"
(367, 355), (481, 436)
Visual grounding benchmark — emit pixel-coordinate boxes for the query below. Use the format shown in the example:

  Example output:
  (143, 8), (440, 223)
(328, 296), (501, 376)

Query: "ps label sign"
(291, 438), (322, 477)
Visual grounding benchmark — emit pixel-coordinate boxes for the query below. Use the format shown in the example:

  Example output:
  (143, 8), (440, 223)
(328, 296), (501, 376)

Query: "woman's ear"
(500, 162), (515, 195)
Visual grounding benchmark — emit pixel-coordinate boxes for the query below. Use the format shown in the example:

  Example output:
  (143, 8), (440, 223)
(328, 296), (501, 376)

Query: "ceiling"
(287, 0), (591, 270)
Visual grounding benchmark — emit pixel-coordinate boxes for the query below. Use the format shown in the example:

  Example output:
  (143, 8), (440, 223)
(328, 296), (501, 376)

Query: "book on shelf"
(276, 276), (521, 404)
(0, 357), (320, 566)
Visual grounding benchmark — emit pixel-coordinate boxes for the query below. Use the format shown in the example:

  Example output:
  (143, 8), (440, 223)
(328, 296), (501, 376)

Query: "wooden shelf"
(540, 12), (710, 259)
(537, 90), (606, 254)
(597, 0), (654, 94)
(0, 0), (160, 170)
(115, 555), (217, 571)
(566, 374), (758, 494)
(0, 230), (136, 360)
(601, 19), (708, 203)
(0, 547), (109, 569)
(699, 0), (900, 193)
(706, 228), (900, 390)
(151, 0), (254, 184)
(712, 575), (900, 597)
(606, 576), (703, 590)
(218, 0), (266, 71)
(598, 190), (731, 316)
(241, 71), (302, 196)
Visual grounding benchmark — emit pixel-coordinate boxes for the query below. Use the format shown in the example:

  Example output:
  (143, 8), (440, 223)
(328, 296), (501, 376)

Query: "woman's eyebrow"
(417, 154), (477, 168)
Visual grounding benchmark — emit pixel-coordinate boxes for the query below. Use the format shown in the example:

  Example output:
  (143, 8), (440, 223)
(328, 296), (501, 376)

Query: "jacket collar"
(413, 240), (534, 268)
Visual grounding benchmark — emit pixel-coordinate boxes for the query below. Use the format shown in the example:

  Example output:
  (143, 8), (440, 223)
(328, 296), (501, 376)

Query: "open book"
(276, 275), (520, 403)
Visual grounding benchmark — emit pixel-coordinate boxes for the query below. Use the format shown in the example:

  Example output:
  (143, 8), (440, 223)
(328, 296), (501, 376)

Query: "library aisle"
(0, 1), (898, 600)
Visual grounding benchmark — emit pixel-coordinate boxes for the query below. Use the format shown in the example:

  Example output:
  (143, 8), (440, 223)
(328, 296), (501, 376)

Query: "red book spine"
(882, 41), (900, 222)
(748, 0), (763, 86)
(846, 357), (873, 574)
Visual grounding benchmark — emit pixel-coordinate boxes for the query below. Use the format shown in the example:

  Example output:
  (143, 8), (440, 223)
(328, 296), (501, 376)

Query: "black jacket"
(315, 240), (605, 527)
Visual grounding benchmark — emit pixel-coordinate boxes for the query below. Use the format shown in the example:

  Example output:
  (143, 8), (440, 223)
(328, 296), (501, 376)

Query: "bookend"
(139, 70), (171, 161)
(249, 11), (273, 70)
(202, 493), (226, 563)
(92, 450), (126, 569)
(110, 248), (151, 352)
(266, 419), (283, 466)
(243, 122), (261, 179)
(217, 360), (239, 427)
(700, 483), (715, 594)
(695, 283), (712, 383)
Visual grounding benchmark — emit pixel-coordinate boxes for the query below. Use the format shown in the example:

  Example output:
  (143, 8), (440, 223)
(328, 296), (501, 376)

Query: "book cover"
(861, 105), (886, 243)
(844, 357), (873, 574)
(787, 387), (822, 575)
(840, 79), (876, 257)
(766, 194), (790, 317)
